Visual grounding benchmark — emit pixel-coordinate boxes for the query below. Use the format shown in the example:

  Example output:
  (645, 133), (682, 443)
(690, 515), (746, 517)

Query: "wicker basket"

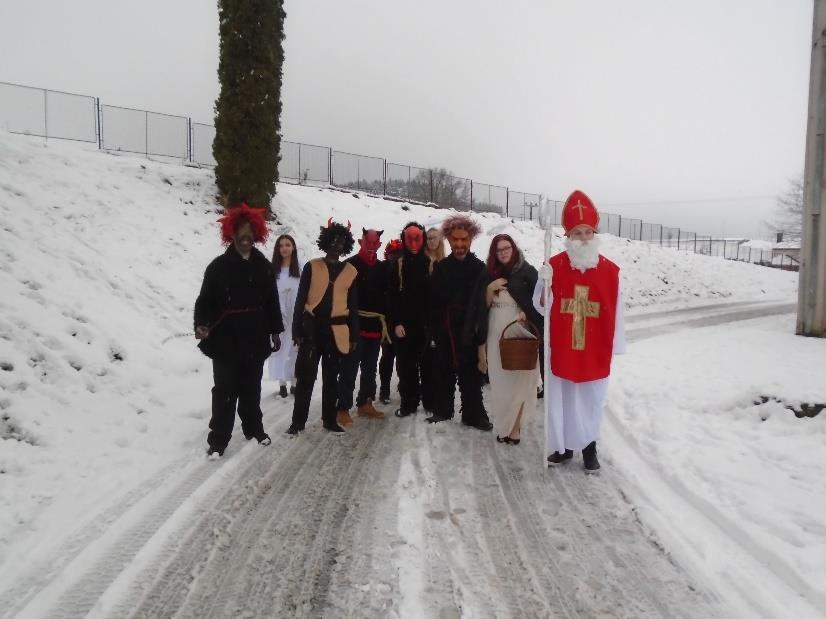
(499, 320), (540, 371)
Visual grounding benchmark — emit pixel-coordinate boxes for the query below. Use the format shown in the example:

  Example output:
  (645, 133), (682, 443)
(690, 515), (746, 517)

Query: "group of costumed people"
(193, 190), (623, 473)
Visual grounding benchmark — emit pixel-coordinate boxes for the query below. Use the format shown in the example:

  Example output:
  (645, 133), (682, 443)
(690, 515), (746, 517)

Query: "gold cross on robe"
(560, 285), (600, 350)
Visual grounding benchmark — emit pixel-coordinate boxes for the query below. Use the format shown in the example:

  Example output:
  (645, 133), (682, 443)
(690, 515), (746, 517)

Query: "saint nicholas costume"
(533, 190), (626, 471)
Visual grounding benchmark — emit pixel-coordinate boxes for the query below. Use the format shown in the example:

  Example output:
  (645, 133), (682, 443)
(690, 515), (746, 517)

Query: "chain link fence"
(0, 80), (797, 271)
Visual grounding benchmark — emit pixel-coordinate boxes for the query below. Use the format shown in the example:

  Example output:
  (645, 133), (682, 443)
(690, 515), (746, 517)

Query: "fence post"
(617, 215), (622, 238)
(659, 225), (663, 246)
(187, 118), (192, 163)
(505, 189), (509, 217)
(328, 148), (333, 185)
(298, 144), (302, 185)
(429, 169), (434, 203)
(383, 158), (387, 196)
(694, 234), (698, 254)
(43, 89), (48, 141)
(357, 158), (360, 191)
(677, 229), (681, 250)
(144, 110), (148, 158)
(639, 220), (643, 241)
(95, 97), (102, 150)
(470, 180), (473, 211)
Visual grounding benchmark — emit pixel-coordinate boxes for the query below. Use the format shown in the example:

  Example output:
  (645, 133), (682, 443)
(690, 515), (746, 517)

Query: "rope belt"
(358, 310), (390, 343)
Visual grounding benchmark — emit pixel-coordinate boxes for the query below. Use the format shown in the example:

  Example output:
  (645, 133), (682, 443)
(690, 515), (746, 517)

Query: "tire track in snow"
(123, 413), (404, 619)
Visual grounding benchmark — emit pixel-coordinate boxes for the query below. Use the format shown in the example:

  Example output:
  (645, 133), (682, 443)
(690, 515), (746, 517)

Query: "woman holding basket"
(472, 234), (542, 444)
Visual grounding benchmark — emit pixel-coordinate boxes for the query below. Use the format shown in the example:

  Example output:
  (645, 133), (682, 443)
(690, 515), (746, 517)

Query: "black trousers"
(208, 356), (266, 450)
(433, 341), (488, 424)
(394, 326), (427, 414)
(337, 336), (382, 409)
(378, 342), (396, 398)
(420, 343), (436, 412)
(291, 317), (347, 428)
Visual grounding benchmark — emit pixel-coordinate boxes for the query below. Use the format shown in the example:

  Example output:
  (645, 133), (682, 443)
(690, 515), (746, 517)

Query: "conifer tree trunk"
(213, 0), (286, 212)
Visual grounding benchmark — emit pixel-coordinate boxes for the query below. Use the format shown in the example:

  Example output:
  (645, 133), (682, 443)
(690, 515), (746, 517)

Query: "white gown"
(532, 277), (626, 454)
(486, 290), (538, 437)
(268, 265), (301, 383)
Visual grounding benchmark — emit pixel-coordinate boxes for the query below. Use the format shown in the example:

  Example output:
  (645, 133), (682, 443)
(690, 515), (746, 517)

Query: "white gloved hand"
(539, 264), (552, 282)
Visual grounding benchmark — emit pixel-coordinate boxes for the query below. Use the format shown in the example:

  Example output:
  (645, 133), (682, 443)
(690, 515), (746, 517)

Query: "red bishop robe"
(549, 252), (620, 383)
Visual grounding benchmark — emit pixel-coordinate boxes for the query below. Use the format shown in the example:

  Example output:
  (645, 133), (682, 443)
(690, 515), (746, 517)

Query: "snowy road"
(3, 301), (796, 618)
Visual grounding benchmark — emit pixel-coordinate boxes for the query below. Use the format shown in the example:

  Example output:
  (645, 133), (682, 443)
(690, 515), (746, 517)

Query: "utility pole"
(798, 0), (826, 336)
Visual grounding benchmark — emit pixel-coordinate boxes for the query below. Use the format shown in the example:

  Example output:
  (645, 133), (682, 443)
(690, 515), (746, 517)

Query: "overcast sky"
(0, 0), (814, 237)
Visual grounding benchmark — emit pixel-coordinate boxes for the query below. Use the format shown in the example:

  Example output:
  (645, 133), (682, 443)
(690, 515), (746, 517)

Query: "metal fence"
(0, 79), (795, 271)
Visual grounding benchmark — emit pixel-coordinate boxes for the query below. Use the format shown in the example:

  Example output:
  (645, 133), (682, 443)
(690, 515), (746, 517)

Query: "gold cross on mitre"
(560, 285), (600, 350)
(572, 200), (586, 221)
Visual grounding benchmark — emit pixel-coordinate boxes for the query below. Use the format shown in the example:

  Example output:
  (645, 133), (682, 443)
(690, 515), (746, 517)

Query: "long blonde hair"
(425, 227), (446, 263)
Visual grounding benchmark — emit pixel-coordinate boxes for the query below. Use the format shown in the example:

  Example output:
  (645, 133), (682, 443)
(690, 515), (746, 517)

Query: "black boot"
(285, 424), (304, 435)
(323, 421), (345, 433)
(256, 432), (271, 446)
(279, 384), (288, 398)
(582, 441), (600, 473)
(547, 449), (573, 465)
(206, 445), (224, 457)
(379, 390), (391, 405)
(289, 384), (296, 395)
(426, 414), (451, 423)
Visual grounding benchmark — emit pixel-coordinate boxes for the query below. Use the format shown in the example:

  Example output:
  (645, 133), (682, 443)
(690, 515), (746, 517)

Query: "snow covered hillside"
(1, 131), (823, 617)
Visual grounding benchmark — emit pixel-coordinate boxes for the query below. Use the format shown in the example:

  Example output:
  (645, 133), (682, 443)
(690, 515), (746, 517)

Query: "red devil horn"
(327, 217), (333, 227)
(347, 220), (351, 230)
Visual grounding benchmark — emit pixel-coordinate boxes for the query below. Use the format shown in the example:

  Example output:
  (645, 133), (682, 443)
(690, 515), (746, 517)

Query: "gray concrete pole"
(798, 0), (826, 336)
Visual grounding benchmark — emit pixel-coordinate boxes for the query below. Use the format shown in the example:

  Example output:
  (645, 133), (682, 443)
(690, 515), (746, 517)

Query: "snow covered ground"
(0, 131), (823, 617)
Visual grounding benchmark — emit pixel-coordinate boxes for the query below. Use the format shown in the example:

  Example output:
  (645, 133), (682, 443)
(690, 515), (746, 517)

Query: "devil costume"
(194, 204), (284, 455)
(288, 222), (359, 434)
(387, 223), (431, 417)
(336, 229), (388, 420)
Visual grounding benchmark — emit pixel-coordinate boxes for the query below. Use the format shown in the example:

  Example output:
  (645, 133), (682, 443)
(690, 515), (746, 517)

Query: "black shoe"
(289, 385), (296, 395)
(394, 408), (414, 418)
(279, 385), (288, 398)
(379, 391), (390, 404)
(547, 449), (574, 465)
(582, 441), (600, 473)
(206, 446), (224, 457)
(462, 418), (494, 432)
(285, 424), (304, 435)
(323, 422), (345, 433)
(426, 414), (451, 423)
(496, 435), (507, 443)
(256, 432), (271, 446)
(536, 387), (544, 399)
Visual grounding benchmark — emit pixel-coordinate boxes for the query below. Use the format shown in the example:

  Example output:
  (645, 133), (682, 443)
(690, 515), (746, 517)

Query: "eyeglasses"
(495, 246), (513, 254)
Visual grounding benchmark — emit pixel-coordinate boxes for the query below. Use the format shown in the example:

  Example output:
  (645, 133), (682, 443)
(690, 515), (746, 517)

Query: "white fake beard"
(564, 236), (601, 273)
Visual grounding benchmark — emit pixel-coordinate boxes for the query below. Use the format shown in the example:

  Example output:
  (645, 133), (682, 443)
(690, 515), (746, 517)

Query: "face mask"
(359, 229), (383, 255)
(403, 227), (424, 254)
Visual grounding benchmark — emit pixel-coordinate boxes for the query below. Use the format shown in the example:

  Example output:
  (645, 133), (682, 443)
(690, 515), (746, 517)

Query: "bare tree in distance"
(769, 175), (803, 241)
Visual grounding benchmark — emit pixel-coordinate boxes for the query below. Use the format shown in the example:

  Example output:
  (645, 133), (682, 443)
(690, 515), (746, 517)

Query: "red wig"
(218, 203), (270, 245)
(486, 234), (521, 279)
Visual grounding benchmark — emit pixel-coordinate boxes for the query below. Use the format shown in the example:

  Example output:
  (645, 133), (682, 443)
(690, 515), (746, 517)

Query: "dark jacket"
(430, 252), (486, 347)
(346, 253), (387, 337)
(194, 246), (284, 361)
(386, 250), (430, 331)
(467, 256), (543, 346)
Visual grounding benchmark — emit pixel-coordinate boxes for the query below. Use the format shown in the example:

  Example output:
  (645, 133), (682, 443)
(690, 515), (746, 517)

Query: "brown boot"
(336, 409), (354, 426)
(357, 400), (385, 419)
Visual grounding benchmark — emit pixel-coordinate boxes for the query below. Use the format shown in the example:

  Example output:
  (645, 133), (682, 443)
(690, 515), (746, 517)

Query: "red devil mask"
(403, 225), (424, 254)
(358, 228), (383, 264)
